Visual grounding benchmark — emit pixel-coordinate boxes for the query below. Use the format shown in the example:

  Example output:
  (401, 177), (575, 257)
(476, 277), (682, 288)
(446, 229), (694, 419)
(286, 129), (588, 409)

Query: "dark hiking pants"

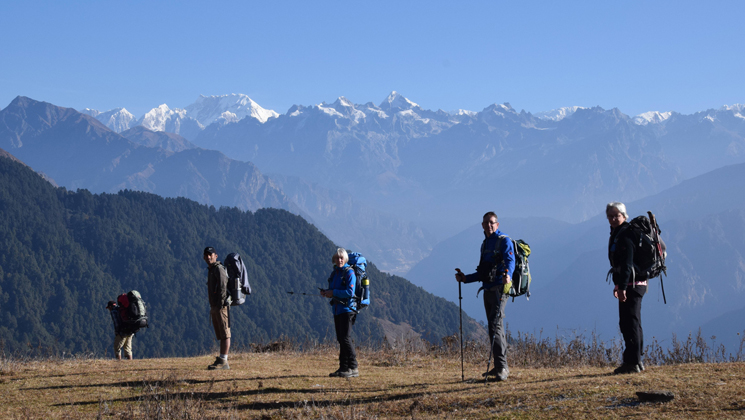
(619, 285), (646, 366)
(484, 289), (509, 371)
(334, 312), (357, 370)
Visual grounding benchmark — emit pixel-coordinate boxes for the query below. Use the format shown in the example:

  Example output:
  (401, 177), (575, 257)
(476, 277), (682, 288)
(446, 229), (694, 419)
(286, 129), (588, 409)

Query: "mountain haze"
(406, 162), (745, 353)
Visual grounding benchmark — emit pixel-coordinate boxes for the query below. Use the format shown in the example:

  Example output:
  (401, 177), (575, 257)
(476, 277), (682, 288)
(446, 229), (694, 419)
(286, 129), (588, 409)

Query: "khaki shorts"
(114, 334), (133, 357)
(210, 306), (231, 340)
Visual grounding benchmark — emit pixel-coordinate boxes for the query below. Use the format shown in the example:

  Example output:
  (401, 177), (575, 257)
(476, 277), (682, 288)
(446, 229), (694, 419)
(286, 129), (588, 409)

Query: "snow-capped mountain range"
(86, 91), (736, 142)
(82, 94), (279, 139)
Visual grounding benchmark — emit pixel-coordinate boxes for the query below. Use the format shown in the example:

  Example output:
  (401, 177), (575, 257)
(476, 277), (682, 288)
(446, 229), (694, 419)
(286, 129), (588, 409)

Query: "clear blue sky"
(1, 0), (742, 117)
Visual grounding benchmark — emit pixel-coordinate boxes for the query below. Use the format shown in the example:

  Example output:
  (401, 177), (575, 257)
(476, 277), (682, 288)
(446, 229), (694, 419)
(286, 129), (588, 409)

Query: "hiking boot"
(612, 363), (640, 375)
(338, 368), (359, 378)
(207, 356), (229, 370)
(329, 368), (345, 377)
(483, 367), (508, 381)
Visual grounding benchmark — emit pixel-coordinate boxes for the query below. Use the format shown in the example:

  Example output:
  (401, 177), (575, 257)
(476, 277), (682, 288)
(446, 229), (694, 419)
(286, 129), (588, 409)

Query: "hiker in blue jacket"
(455, 211), (515, 381)
(321, 247), (359, 378)
(607, 202), (646, 374)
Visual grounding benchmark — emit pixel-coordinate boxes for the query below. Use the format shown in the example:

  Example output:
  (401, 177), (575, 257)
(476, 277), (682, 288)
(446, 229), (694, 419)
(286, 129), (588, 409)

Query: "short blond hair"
(332, 248), (349, 265)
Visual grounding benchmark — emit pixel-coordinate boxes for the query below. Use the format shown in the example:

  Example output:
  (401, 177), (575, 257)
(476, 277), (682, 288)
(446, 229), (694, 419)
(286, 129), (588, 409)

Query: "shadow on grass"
(51, 379), (488, 409)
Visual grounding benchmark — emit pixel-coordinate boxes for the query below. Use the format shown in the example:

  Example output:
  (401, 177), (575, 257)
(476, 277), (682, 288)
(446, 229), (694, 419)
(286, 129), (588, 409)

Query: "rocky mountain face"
(120, 126), (197, 152)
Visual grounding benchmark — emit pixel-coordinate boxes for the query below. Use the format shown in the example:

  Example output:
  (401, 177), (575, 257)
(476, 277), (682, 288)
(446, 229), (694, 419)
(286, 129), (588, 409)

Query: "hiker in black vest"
(106, 300), (133, 360)
(321, 248), (359, 378)
(204, 246), (231, 370)
(607, 202), (646, 374)
(455, 211), (515, 381)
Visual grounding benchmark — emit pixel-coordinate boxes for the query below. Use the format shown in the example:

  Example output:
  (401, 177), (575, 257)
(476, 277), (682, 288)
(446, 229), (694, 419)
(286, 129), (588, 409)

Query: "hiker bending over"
(204, 246), (231, 370)
(106, 300), (133, 360)
(455, 211), (514, 381)
(607, 202), (645, 374)
(321, 248), (359, 378)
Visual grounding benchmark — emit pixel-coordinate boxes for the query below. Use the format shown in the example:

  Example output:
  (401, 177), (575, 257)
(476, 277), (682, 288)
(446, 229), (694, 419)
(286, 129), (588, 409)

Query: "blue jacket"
(465, 230), (516, 291)
(328, 263), (357, 315)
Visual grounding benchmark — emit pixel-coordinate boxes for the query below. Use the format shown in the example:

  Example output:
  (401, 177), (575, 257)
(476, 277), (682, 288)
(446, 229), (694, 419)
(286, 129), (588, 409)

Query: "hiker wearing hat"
(106, 300), (133, 360)
(321, 248), (359, 378)
(607, 202), (646, 374)
(455, 211), (514, 381)
(203, 246), (231, 370)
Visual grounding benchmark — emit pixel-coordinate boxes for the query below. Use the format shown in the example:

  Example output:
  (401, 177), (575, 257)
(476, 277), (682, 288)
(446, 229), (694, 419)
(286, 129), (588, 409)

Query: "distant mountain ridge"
(0, 96), (437, 274)
(0, 96), (297, 213)
(83, 94), (279, 138)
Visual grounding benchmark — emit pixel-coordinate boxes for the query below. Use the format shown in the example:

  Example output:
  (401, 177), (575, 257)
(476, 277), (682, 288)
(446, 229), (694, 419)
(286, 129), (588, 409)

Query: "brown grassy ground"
(2, 347), (744, 419)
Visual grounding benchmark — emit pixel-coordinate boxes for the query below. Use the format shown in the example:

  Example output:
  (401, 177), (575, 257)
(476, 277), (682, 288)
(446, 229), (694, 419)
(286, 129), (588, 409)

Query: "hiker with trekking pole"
(321, 248), (360, 378)
(455, 211), (515, 382)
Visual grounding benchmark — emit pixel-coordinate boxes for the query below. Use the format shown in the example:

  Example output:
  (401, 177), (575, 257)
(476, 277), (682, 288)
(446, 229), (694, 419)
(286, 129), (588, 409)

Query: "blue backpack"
(348, 252), (370, 311)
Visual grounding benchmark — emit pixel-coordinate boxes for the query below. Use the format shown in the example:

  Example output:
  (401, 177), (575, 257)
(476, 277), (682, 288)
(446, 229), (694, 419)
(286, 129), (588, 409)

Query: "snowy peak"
(450, 109), (477, 117)
(719, 104), (745, 120)
(483, 102), (518, 116)
(184, 93), (279, 126)
(79, 107), (136, 132)
(633, 111), (672, 126)
(80, 108), (100, 117)
(379, 91), (419, 111)
(138, 104), (188, 132)
(534, 106), (584, 121)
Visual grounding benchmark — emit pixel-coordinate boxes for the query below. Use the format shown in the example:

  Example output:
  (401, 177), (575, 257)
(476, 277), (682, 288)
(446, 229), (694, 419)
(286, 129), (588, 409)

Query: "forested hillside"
(0, 155), (479, 358)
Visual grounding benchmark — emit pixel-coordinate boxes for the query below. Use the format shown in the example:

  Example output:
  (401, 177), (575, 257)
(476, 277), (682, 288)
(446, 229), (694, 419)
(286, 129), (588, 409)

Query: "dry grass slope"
(2, 333), (745, 419)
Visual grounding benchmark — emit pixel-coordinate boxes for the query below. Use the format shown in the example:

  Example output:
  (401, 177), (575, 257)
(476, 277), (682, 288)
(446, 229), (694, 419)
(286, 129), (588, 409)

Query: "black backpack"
(626, 214), (667, 281)
(223, 253), (252, 306)
(118, 290), (148, 335)
(608, 211), (668, 302)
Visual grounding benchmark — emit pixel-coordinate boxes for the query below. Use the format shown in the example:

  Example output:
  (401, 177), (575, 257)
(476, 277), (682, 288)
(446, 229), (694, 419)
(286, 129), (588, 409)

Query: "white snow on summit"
(534, 106), (583, 121)
(184, 94), (279, 126)
(720, 104), (745, 120)
(380, 91), (419, 110)
(139, 104), (189, 132)
(450, 109), (477, 117)
(80, 107), (136, 132)
(632, 111), (672, 126)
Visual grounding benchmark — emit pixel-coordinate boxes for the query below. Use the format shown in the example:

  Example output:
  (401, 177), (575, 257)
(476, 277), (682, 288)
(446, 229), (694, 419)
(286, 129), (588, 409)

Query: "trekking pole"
(648, 212), (667, 304)
(456, 268), (465, 382)
(286, 291), (325, 296)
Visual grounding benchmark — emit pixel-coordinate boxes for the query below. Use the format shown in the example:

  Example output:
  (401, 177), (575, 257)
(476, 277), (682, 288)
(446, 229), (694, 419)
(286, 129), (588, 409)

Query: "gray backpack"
(223, 253), (252, 306)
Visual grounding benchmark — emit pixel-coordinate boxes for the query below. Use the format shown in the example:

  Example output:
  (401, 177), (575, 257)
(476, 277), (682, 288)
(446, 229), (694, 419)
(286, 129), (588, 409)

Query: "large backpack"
(507, 238), (532, 301)
(477, 236), (532, 301)
(348, 252), (370, 310)
(117, 290), (148, 335)
(611, 214), (667, 281)
(223, 253), (252, 306)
